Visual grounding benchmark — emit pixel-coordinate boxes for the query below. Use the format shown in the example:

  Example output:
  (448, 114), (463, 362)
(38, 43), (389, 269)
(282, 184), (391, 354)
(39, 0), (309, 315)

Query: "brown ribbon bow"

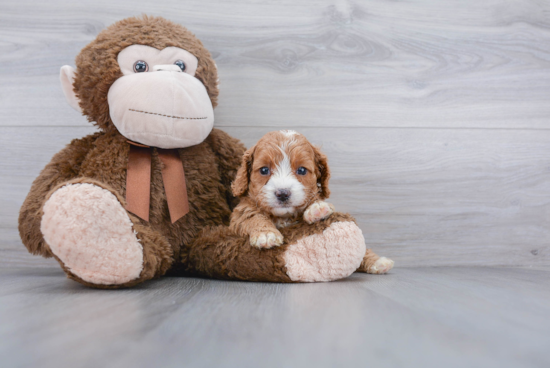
(125, 141), (189, 224)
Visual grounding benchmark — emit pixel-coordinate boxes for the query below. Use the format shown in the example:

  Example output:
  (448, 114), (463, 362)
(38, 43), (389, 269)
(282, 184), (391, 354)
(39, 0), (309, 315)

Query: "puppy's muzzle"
(275, 189), (291, 203)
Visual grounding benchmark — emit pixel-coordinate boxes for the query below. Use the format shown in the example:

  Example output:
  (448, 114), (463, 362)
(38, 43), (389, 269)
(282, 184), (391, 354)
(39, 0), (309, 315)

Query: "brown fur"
(42, 177), (174, 288)
(73, 15), (219, 132)
(229, 131), (330, 245)
(18, 16), (381, 288)
(18, 133), (101, 257)
(19, 127), (245, 287)
(232, 132), (330, 200)
(18, 16), (240, 288)
(355, 249), (382, 273)
(183, 212), (356, 282)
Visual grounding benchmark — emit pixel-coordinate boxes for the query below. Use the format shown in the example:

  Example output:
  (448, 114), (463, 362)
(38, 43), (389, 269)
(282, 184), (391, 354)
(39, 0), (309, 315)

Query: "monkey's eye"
(174, 60), (186, 72)
(133, 60), (148, 73)
(260, 167), (270, 176)
(296, 167), (307, 176)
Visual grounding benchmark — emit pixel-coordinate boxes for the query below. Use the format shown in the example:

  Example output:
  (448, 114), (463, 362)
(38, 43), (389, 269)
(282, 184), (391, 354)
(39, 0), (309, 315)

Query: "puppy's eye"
(260, 167), (270, 176)
(174, 60), (186, 72)
(296, 167), (307, 176)
(133, 60), (148, 73)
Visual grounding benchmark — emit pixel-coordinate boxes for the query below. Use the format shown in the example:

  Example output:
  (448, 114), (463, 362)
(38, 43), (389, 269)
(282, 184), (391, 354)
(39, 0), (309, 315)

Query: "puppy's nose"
(275, 189), (291, 202)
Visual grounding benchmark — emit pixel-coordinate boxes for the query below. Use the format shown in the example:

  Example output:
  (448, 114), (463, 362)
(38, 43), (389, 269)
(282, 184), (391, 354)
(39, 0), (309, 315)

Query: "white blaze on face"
(262, 137), (306, 217)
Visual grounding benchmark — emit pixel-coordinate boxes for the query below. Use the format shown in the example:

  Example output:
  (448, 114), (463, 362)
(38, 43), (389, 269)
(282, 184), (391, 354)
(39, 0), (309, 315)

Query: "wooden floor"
(0, 266), (549, 368)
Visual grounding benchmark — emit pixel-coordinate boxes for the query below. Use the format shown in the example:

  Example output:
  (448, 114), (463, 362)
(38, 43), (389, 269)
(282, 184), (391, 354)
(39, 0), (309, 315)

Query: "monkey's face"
(60, 16), (220, 149)
(107, 45), (214, 148)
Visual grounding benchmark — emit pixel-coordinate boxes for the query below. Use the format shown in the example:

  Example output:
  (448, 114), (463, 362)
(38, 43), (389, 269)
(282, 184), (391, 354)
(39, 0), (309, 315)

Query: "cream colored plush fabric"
(107, 45), (212, 149)
(117, 45), (198, 77)
(61, 45), (214, 149)
(107, 66), (214, 149)
(41, 183), (144, 285)
(59, 65), (82, 113)
(283, 221), (366, 282)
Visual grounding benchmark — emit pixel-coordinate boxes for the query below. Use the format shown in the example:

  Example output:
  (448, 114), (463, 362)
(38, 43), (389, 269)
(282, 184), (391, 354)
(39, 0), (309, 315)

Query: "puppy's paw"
(368, 257), (394, 274)
(250, 230), (284, 249)
(304, 201), (334, 224)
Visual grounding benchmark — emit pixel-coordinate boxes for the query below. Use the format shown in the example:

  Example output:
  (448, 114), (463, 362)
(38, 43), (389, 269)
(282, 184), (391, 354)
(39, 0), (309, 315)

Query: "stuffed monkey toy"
(18, 16), (393, 288)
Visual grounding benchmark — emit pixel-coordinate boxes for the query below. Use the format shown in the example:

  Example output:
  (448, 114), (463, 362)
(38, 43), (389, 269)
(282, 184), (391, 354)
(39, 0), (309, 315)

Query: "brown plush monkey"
(18, 16), (392, 288)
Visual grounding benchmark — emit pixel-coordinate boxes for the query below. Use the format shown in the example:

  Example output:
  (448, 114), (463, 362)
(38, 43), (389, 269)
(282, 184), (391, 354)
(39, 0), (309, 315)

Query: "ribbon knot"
(125, 141), (189, 224)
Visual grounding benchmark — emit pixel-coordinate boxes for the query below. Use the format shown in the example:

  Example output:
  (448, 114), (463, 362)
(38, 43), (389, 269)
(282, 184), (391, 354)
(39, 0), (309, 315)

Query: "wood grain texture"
(1, 266), (549, 368)
(2, 126), (549, 267)
(1, 0), (550, 128)
(1, 0), (550, 267)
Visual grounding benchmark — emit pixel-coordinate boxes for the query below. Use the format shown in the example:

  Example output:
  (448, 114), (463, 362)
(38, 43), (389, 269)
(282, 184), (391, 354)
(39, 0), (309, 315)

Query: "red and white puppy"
(230, 130), (334, 249)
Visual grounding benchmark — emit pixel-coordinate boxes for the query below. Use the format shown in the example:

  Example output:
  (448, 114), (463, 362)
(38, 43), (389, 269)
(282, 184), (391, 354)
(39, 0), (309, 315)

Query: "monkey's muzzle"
(108, 70), (214, 149)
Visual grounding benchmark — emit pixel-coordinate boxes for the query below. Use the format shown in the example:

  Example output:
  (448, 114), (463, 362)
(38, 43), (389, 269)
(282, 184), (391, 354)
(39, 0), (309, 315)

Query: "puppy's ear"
(313, 145), (331, 199)
(231, 146), (255, 197)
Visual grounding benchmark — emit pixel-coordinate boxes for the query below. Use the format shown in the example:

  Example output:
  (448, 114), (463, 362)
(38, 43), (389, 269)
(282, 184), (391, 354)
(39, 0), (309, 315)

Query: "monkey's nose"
(152, 65), (182, 72)
(275, 189), (291, 202)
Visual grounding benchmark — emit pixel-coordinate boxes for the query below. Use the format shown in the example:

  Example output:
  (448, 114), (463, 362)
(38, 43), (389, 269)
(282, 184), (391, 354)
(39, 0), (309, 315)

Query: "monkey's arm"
(205, 128), (246, 211)
(229, 198), (283, 249)
(18, 133), (100, 257)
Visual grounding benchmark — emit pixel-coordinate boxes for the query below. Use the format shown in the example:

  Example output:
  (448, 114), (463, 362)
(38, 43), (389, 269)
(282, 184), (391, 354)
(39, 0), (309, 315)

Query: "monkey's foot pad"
(41, 183), (143, 285)
(283, 221), (366, 282)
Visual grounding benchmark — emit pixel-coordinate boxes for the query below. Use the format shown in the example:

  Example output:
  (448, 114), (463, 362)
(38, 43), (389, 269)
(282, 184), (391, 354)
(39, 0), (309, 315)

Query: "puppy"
(230, 130), (334, 249)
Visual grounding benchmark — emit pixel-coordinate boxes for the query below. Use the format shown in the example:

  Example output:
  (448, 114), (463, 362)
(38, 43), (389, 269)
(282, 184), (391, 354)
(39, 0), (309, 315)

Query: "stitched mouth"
(129, 109), (207, 120)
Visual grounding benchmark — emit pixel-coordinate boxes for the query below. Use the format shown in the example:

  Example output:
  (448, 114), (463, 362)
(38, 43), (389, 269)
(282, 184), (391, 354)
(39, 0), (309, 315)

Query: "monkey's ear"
(60, 65), (82, 113)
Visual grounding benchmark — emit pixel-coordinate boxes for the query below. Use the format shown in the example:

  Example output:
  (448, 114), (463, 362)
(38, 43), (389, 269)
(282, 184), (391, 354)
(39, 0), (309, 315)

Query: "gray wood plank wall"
(1, 0), (549, 267)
